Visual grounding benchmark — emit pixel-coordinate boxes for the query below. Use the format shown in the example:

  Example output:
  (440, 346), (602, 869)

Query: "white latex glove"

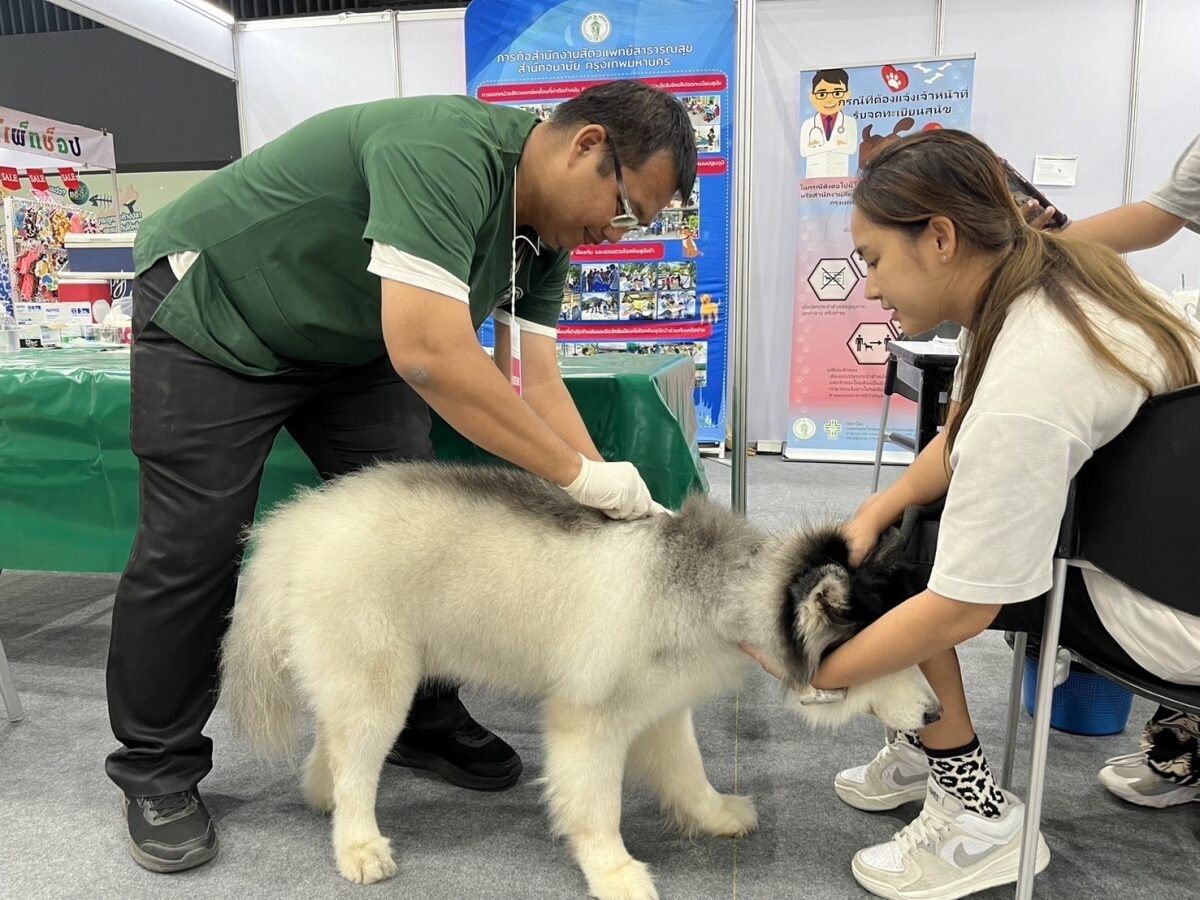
(561, 454), (668, 520)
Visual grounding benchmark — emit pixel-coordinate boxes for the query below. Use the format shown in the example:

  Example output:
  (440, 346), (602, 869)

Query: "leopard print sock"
(896, 729), (924, 750)
(925, 736), (1008, 819)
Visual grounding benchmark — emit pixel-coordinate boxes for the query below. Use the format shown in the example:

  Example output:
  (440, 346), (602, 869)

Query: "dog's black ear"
(848, 528), (928, 623)
(801, 529), (851, 572)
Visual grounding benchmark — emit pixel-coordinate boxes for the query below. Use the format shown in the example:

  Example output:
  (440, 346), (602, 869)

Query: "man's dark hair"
(812, 69), (850, 91)
(550, 80), (697, 200)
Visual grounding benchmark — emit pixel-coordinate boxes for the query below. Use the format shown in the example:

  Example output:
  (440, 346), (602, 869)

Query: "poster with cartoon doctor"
(800, 68), (858, 178)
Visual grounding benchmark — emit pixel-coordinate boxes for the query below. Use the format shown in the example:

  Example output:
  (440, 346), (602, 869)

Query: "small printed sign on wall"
(1033, 155), (1078, 187)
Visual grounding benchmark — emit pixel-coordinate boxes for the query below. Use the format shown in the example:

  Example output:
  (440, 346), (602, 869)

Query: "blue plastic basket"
(1022, 658), (1135, 736)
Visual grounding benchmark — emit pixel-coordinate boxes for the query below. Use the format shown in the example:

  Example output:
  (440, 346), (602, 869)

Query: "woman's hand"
(740, 643), (848, 703)
(739, 642), (786, 681)
(843, 492), (890, 567)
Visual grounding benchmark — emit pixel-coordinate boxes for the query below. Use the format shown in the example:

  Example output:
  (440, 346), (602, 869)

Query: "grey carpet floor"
(0, 457), (1194, 899)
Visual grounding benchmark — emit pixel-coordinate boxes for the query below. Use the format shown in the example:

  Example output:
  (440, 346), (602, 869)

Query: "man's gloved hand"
(560, 454), (667, 520)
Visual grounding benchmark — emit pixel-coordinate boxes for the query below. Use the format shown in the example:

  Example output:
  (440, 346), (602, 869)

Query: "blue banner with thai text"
(466, 0), (735, 444)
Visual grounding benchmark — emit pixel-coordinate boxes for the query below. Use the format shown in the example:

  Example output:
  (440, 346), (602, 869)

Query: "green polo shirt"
(134, 96), (569, 375)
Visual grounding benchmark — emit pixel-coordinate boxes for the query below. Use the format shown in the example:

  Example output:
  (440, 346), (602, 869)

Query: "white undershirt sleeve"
(368, 242), (470, 303)
(492, 305), (558, 339)
(167, 251), (200, 280)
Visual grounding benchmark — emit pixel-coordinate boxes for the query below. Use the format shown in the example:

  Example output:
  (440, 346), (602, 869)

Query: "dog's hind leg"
(627, 709), (758, 839)
(313, 660), (419, 885)
(302, 721), (335, 815)
(542, 699), (657, 900)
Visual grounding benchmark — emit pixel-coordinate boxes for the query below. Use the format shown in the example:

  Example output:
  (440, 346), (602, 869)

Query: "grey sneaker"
(836, 737), (930, 811)
(123, 789), (218, 873)
(1098, 751), (1200, 808)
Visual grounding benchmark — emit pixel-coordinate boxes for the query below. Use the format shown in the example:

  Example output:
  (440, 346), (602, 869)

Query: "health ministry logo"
(581, 12), (612, 43)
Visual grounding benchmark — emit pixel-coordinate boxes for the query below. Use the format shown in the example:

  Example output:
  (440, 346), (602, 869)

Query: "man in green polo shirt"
(106, 80), (696, 874)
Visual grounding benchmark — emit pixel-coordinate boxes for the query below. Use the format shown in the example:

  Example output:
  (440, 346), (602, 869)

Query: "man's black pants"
(106, 259), (455, 797)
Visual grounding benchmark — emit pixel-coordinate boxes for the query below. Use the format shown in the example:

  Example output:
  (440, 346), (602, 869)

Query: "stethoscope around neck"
(808, 112), (846, 145)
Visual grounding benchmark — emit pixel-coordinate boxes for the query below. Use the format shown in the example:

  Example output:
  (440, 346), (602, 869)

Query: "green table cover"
(0, 348), (707, 573)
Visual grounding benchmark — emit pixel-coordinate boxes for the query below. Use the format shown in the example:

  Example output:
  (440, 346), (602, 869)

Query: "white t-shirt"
(933, 286), (1200, 684)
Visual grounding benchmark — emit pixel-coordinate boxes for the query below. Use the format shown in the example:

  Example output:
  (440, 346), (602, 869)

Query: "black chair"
(997, 383), (1200, 899)
(870, 339), (959, 491)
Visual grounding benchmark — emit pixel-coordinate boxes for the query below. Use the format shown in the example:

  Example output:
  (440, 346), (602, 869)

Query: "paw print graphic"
(885, 71), (904, 90)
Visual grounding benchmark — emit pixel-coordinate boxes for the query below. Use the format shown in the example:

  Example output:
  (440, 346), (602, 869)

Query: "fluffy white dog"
(220, 462), (938, 898)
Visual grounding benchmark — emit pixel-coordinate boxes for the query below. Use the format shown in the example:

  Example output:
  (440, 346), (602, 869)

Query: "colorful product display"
(2, 195), (101, 341)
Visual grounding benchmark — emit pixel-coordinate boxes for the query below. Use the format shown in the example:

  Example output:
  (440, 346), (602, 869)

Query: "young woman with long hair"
(756, 129), (1200, 899)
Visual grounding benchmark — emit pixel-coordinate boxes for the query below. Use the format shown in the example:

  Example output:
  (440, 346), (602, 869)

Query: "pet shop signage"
(0, 107), (116, 171)
(466, 0), (735, 445)
(785, 56), (975, 462)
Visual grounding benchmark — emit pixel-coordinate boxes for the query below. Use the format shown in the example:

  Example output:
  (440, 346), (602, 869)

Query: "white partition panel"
(237, 13), (398, 153)
(1127, 0), (1200, 293)
(396, 11), (468, 98)
(48, 0), (235, 76)
(944, 0), (1135, 233)
(749, 0), (937, 446)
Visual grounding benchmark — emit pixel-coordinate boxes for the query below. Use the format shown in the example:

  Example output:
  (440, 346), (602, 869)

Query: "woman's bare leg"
(917, 648), (977, 749)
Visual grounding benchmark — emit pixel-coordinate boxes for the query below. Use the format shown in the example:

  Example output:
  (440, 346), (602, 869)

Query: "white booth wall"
(231, 2), (1200, 445)
(47, 0), (235, 76)
(749, 0), (1200, 445)
(236, 10), (467, 154)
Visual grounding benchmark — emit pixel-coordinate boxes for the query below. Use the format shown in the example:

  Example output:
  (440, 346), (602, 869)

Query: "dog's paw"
(335, 835), (398, 885)
(692, 794), (759, 838)
(588, 859), (659, 900)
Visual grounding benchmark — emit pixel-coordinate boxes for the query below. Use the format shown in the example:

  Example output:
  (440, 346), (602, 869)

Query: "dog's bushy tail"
(219, 533), (300, 764)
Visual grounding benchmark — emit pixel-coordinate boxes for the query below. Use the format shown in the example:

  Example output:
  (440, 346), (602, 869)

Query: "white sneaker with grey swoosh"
(1098, 750), (1200, 808)
(851, 782), (1050, 900)
(835, 736), (930, 811)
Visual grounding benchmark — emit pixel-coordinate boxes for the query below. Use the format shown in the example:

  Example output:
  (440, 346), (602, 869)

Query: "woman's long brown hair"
(853, 129), (1199, 456)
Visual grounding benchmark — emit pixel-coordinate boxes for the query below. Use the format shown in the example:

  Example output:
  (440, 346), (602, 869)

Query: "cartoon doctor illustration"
(801, 68), (859, 178)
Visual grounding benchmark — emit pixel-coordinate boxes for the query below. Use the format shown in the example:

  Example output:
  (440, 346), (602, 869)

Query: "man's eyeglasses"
(813, 89), (848, 100)
(608, 140), (640, 230)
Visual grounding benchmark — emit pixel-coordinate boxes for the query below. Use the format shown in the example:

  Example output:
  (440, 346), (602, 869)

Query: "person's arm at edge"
(1060, 201), (1186, 254)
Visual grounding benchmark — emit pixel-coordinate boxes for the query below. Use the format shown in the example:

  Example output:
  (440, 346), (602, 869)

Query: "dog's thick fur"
(220, 462), (939, 898)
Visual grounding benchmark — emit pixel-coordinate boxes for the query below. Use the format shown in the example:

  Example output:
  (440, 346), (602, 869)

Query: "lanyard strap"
(507, 168), (541, 396)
